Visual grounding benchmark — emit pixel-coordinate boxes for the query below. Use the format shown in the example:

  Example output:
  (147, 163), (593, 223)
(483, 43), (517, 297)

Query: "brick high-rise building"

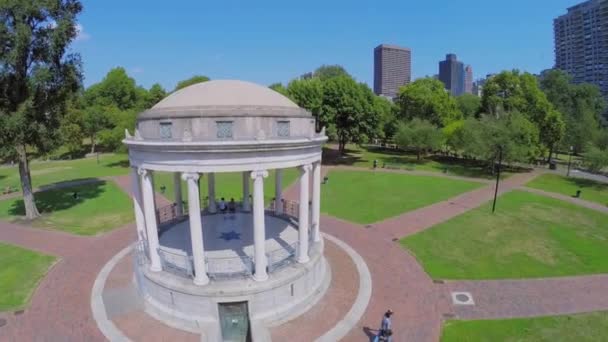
(464, 65), (474, 94)
(554, 0), (608, 97)
(374, 44), (412, 99)
(439, 54), (465, 96)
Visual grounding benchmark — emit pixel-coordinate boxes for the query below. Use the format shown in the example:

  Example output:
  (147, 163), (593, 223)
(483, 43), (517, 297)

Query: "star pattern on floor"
(219, 231), (241, 241)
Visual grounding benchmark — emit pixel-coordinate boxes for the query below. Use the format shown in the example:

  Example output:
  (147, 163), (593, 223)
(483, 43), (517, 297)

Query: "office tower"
(464, 65), (474, 94)
(374, 44), (412, 98)
(554, 0), (608, 97)
(439, 54), (465, 96)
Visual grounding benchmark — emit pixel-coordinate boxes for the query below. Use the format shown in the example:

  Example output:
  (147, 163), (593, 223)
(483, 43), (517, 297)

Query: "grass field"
(0, 181), (133, 235)
(401, 191), (608, 279)
(152, 168), (299, 206)
(320, 170), (484, 224)
(0, 243), (56, 311)
(441, 311), (608, 342)
(0, 154), (129, 191)
(526, 174), (608, 207)
(324, 145), (525, 179)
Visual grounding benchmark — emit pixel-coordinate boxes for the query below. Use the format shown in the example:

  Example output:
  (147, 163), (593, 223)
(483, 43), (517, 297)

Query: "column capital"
(137, 167), (149, 177)
(299, 164), (312, 173)
(250, 170), (269, 180)
(181, 172), (200, 181)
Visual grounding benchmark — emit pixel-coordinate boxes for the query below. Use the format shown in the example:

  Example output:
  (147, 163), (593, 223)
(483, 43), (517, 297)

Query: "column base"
(193, 276), (210, 286)
(297, 256), (310, 264)
(150, 264), (162, 272)
(253, 272), (269, 282)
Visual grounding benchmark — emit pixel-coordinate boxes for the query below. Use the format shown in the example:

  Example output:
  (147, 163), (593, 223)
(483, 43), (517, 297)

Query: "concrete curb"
(316, 233), (372, 342)
(91, 244), (133, 342)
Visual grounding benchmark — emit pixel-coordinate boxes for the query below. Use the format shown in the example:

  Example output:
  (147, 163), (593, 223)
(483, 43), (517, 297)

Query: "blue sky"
(74, 0), (582, 90)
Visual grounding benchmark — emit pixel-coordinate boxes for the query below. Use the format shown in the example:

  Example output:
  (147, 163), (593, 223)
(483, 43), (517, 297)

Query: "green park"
(1, 1), (608, 340)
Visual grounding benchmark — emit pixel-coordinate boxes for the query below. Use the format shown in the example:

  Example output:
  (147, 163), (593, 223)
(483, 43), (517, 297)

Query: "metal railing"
(157, 246), (194, 278)
(267, 241), (298, 272)
(134, 240), (150, 266)
(206, 255), (254, 280)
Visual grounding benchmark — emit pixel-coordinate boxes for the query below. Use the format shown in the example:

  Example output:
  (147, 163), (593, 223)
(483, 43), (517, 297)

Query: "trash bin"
(575, 190), (581, 198)
(549, 161), (557, 170)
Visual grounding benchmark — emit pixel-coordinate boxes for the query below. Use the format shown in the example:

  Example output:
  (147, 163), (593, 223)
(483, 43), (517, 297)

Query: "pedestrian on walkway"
(377, 309), (393, 341)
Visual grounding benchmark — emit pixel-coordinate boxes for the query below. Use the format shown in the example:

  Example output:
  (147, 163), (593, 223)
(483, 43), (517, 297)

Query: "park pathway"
(370, 170), (542, 239)
(518, 186), (608, 213)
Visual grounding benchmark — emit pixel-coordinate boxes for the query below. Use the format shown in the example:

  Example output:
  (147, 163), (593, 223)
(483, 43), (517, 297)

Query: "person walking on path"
(375, 309), (393, 341)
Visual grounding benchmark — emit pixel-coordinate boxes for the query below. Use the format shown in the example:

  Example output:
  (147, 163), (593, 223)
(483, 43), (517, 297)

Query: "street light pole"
(566, 146), (573, 177)
(492, 146), (503, 214)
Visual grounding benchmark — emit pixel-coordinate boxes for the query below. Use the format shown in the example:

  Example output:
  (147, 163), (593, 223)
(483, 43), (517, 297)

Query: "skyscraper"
(374, 44), (412, 99)
(439, 54), (465, 96)
(464, 65), (474, 94)
(554, 0), (608, 97)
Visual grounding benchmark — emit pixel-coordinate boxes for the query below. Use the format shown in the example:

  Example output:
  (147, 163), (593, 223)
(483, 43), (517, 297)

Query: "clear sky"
(74, 0), (583, 90)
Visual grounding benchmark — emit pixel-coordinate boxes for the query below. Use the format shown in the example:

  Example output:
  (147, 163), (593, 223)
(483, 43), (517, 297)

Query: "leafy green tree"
(482, 70), (565, 159)
(174, 75), (210, 91)
(287, 78), (323, 130)
(0, 0), (83, 218)
(83, 105), (109, 154)
(84, 67), (142, 110)
(456, 93), (481, 118)
(313, 65), (350, 81)
(59, 107), (85, 158)
(540, 69), (606, 153)
(397, 78), (462, 127)
(269, 83), (290, 98)
(144, 83), (167, 108)
(395, 119), (444, 160)
(583, 145), (608, 172)
(321, 76), (363, 153)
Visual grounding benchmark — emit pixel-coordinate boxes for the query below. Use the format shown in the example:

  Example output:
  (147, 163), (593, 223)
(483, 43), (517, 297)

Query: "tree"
(583, 145), (608, 172)
(482, 70), (565, 160)
(321, 76), (363, 153)
(59, 107), (85, 158)
(0, 1), (83, 219)
(395, 119), (444, 160)
(269, 82), (290, 98)
(313, 65), (350, 81)
(82, 105), (109, 154)
(540, 69), (606, 153)
(174, 75), (209, 91)
(397, 78), (462, 127)
(144, 83), (167, 108)
(287, 78), (323, 130)
(84, 67), (141, 110)
(456, 93), (481, 118)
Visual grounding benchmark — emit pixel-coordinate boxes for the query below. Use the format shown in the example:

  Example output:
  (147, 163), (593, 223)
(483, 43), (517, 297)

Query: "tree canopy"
(0, 0), (84, 218)
(174, 75), (210, 92)
(313, 65), (350, 81)
(396, 78), (462, 127)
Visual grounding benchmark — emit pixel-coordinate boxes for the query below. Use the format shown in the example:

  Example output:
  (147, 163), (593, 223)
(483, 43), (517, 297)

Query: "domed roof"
(153, 80), (298, 109)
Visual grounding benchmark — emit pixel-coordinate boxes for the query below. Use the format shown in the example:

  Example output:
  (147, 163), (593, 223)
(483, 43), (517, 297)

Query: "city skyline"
(373, 44), (412, 98)
(74, 0), (583, 90)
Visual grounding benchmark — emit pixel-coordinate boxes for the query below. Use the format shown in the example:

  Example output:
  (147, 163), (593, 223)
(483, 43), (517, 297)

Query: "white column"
(275, 169), (283, 214)
(139, 168), (162, 272)
(207, 172), (217, 213)
(312, 162), (321, 242)
(242, 171), (251, 212)
(183, 172), (209, 286)
(251, 170), (269, 281)
(173, 172), (183, 216)
(131, 167), (147, 241)
(298, 164), (311, 263)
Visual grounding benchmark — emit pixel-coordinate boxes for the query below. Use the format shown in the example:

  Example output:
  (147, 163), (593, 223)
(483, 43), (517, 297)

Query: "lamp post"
(567, 146), (574, 177)
(492, 146), (503, 214)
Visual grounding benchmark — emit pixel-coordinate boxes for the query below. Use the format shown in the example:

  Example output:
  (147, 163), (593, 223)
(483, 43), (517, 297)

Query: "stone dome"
(153, 80), (299, 110)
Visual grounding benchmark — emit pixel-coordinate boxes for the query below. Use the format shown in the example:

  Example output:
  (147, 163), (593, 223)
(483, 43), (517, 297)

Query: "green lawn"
(0, 243), (56, 311)
(153, 168), (299, 206)
(0, 153), (129, 191)
(402, 191), (608, 279)
(526, 173), (608, 207)
(0, 181), (133, 235)
(321, 170), (484, 224)
(442, 311), (608, 342)
(324, 145), (524, 179)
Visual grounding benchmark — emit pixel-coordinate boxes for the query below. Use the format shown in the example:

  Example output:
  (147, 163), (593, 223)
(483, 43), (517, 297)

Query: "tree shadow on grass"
(8, 181), (106, 216)
(322, 146), (365, 166)
(106, 160), (130, 168)
(569, 177), (608, 192)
